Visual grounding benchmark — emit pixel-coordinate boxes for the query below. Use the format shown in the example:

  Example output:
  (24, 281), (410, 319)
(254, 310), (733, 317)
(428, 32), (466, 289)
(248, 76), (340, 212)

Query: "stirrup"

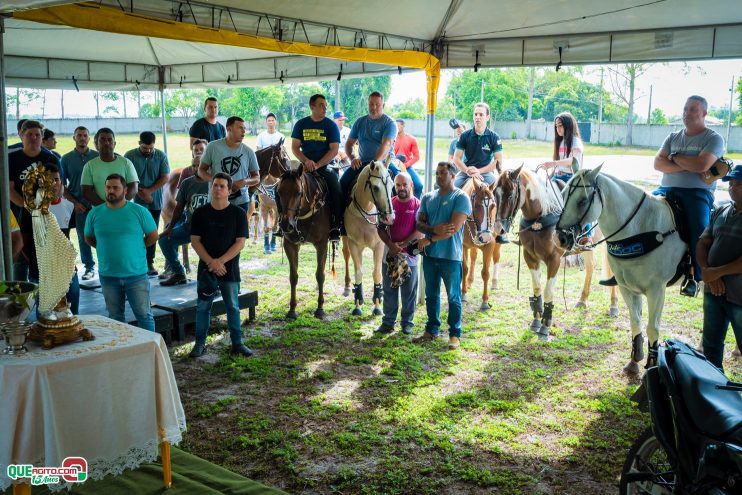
(645, 341), (659, 369)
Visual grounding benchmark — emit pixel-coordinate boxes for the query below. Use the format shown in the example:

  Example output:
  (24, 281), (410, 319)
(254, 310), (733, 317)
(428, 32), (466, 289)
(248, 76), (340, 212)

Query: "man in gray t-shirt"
(198, 116), (259, 211)
(698, 165), (742, 369)
(652, 95), (726, 297)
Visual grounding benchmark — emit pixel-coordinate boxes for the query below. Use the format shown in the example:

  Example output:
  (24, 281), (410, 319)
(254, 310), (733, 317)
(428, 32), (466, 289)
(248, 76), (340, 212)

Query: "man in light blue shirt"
(124, 131), (171, 276)
(652, 95), (725, 297)
(198, 116), (260, 212)
(413, 162), (472, 350)
(84, 174), (159, 331)
(60, 126), (99, 280)
(341, 92), (397, 227)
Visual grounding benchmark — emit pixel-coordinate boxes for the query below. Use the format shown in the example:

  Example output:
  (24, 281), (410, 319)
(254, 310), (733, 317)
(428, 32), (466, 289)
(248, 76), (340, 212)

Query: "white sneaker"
(81, 269), (95, 280)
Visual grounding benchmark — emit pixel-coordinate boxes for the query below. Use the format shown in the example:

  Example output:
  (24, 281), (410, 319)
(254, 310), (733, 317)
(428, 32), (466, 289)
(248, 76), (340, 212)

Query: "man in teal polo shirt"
(84, 174), (159, 331)
(413, 162), (472, 350)
(125, 131), (171, 276)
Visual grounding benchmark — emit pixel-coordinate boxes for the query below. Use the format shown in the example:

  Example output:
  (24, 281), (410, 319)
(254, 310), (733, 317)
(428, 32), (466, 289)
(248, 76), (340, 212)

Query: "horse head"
(492, 164), (524, 235)
(467, 178), (496, 244)
(556, 164), (604, 250)
(256, 140), (290, 180)
(353, 161), (395, 225)
(276, 165), (305, 232)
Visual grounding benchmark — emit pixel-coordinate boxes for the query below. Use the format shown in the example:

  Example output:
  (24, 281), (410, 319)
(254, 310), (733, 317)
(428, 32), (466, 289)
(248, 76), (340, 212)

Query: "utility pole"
(525, 67), (535, 139)
(335, 79), (341, 113)
(647, 85), (653, 125)
(597, 67), (604, 144)
(60, 90), (65, 119)
(727, 76), (735, 146)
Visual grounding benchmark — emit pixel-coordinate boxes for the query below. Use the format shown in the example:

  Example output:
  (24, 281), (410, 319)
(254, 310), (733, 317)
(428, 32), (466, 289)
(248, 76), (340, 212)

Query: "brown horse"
(276, 164), (332, 320)
(253, 141), (290, 247)
(460, 177), (502, 310)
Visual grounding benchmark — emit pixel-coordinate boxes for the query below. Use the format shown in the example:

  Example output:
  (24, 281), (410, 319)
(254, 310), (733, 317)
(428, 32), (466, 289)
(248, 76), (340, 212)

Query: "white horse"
(343, 161), (395, 316)
(556, 165), (687, 374)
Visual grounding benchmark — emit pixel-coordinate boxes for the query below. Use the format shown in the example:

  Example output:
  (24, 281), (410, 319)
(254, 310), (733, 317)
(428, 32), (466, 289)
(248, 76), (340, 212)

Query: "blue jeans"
(382, 261), (418, 328)
(158, 222), (191, 275)
(28, 272), (80, 319)
(99, 274), (155, 331)
(422, 256), (463, 337)
(195, 280), (242, 346)
(702, 293), (742, 370)
(454, 171), (496, 189)
(75, 210), (95, 271)
(653, 186), (714, 282)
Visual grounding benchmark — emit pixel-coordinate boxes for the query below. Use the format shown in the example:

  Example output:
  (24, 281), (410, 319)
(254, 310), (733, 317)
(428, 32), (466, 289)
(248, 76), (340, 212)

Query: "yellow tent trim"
(14, 2), (441, 113)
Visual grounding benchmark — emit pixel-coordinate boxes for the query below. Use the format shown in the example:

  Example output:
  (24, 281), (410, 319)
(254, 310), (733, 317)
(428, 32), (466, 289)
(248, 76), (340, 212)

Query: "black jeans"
(146, 209), (161, 265)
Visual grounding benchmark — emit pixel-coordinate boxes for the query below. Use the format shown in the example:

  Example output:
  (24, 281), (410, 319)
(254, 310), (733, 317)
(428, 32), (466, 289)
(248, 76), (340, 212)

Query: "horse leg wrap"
(263, 233), (270, 250)
(529, 295), (543, 319)
(631, 334), (645, 363)
(541, 302), (554, 328)
(353, 283), (364, 306)
(645, 341), (659, 369)
(373, 283), (383, 305)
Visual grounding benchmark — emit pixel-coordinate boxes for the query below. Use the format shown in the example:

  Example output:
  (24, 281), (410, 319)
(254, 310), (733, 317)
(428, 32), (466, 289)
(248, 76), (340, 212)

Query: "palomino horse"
(494, 166), (565, 339)
(276, 164), (333, 320)
(460, 177), (502, 310)
(557, 165), (686, 374)
(257, 175), (279, 254)
(343, 161), (395, 316)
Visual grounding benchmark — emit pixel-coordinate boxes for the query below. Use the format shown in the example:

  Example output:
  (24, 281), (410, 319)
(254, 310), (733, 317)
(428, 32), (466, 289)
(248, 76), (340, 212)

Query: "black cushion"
(674, 352), (742, 441)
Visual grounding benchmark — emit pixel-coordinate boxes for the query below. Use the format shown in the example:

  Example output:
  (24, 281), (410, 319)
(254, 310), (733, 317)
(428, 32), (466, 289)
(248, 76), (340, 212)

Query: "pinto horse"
(342, 161), (395, 316)
(276, 164), (333, 320)
(494, 166), (565, 339)
(556, 165), (686, 374)
(460, 178), (502, 310)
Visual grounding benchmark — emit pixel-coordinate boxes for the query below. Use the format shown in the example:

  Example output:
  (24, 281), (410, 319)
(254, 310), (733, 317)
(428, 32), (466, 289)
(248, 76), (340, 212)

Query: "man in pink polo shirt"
(376, 172), (423, 335)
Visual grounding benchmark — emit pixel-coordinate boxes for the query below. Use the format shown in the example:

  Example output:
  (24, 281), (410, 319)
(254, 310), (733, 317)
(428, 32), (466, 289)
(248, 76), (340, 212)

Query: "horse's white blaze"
(529, 269), (542, 297)
(544, 276), (558, 303)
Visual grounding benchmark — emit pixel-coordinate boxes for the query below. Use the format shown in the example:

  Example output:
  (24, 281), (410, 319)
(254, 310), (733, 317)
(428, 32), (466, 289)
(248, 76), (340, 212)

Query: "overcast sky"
(8, 59), (741, 120)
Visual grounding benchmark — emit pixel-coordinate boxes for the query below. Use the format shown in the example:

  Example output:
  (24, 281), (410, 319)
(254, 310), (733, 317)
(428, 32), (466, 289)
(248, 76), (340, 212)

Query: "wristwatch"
(425, 233), (433, 242)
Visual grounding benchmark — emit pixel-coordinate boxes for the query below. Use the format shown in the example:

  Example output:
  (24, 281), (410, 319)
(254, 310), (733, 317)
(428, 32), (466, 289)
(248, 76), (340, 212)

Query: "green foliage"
(164, 89), (206, 118)
(390, 98), (426, 120)
(138, 102), (160, 118)
(320, 75), (392, 124)
(446, 67), (623, 124)
(650, 107), (669, 125)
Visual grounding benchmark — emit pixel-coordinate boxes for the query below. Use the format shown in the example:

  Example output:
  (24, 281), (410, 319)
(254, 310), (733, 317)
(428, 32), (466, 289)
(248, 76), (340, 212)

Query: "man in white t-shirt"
(256, 113), (285, 150)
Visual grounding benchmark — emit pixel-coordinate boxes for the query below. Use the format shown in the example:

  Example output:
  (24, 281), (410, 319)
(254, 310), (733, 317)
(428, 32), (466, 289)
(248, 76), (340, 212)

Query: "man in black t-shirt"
(8, 120), (61, 280)
(189, 172), (251, 358)
(189, 97), (226, 146)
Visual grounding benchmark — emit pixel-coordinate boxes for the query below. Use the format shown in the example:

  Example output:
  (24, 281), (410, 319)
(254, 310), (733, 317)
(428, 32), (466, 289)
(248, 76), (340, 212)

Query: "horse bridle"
(266, 144), (289, 178)
(495, 175), (524, 235)
(352, 165), (394, 225)
(282, 173), (323, 241)
(558, 173), (647, 249)
(466, 187), (495, 246)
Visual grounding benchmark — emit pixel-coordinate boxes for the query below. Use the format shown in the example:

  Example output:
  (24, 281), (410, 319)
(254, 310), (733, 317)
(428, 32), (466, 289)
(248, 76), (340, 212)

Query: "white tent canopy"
(3, 0), (742, 90)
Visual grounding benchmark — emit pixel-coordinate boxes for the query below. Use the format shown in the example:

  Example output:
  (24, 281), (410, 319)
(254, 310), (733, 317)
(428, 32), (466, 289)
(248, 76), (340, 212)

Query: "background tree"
(650, 107), (669, 125)
(6, 88), (41, 119)
(164, 89), (207, 118)
(389, 98), (426, 120)
(321, 75), (391, 124)
(608, 63), (652, 145)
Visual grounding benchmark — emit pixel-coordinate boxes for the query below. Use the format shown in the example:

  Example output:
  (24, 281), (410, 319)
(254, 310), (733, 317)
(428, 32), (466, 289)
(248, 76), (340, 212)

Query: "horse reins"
(465, 186), (494, 247)
(351, 166), (394, 225)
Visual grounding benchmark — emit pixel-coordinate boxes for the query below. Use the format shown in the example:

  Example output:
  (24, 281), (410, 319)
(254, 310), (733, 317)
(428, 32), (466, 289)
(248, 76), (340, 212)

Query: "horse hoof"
(733, 346), (742, 358)
(461, 294), (468, 303)
(479, 302), (491, 311)
(342, 287), (351, 297)
(574, 301), (586, 309)
(491, 281), (498, 291)
(623, 361), (640, 375)
(286, 310), (298, 320)
(538, 326), (550, 338)
(351, 308), (363, 316)
(530, 319), (542, 332)
(314, 309), (326, 319)
(609, 306), (619, 318)
(372, 308), (383, 316)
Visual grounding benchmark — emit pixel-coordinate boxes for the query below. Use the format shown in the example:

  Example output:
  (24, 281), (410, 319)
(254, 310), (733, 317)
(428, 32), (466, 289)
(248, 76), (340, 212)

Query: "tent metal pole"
(0, 17), (12, 279)
(418, 112), (435, 304)
(159, 88), (168, 157)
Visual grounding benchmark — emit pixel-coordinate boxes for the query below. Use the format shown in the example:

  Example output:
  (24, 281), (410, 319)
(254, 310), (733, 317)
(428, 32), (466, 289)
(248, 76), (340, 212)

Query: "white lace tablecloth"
(0, 315), (186, 491)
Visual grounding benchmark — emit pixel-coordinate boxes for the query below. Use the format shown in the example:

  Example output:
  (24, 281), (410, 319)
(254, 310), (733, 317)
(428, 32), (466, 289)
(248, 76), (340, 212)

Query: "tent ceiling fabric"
(2, 0), (742, 91)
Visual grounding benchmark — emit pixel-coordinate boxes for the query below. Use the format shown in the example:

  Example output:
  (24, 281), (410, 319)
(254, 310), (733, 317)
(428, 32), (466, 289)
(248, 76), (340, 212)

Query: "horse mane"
(519, 169), (562, 215)
(461, 177), (493, 199)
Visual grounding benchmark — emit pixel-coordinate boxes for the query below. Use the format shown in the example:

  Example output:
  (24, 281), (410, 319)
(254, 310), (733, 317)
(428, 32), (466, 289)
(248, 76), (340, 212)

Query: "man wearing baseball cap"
(333, 111), (351, 165)
(697, 163), (742, 369)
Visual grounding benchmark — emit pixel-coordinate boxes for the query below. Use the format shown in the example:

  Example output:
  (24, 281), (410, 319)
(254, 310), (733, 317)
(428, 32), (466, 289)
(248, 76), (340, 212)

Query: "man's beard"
(397, 190), (409, 200)
(106, 194), (123, 202)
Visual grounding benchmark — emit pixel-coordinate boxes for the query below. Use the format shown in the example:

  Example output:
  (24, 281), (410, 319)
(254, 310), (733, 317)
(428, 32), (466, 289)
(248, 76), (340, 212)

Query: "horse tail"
(330, 240), (337, 279)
